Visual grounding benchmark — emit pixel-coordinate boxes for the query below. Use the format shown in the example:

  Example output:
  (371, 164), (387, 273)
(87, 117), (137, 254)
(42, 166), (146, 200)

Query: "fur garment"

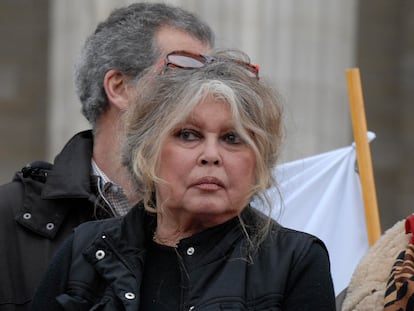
(341, 219), (409, 311)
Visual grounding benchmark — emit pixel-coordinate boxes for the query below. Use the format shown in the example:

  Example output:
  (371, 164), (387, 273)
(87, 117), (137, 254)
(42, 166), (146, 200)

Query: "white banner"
(253, 135), (376, 295)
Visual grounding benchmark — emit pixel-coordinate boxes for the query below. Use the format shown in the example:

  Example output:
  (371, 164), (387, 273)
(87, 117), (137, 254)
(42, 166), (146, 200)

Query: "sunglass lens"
(167, 55), (205, 68)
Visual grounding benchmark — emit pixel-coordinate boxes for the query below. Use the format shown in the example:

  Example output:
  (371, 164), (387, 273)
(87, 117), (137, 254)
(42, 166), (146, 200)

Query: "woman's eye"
(177, 129), (200, 141)
(223, 132), (243, 144)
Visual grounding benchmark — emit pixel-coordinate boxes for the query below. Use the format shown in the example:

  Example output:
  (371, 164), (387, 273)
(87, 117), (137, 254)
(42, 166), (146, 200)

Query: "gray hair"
(74, 2), (214, 127)
(123, 50), (283, 224)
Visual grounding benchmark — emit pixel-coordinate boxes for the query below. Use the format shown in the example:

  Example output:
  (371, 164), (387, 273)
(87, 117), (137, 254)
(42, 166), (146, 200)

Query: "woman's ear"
(103, 69), (133, 110)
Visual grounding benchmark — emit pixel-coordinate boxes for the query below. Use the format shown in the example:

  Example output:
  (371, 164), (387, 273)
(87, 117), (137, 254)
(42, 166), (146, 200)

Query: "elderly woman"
(31, 50), (335, 310)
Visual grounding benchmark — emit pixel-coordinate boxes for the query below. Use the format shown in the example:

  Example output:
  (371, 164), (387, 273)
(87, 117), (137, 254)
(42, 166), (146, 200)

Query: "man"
(0, 3), (214, 310)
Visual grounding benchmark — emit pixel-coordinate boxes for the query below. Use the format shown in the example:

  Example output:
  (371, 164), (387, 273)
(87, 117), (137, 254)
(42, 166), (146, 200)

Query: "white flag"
(252, 135), (376, 295)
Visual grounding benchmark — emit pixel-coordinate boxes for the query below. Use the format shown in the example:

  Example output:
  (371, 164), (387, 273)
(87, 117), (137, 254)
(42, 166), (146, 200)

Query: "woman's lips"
(191, 176), (224, 191)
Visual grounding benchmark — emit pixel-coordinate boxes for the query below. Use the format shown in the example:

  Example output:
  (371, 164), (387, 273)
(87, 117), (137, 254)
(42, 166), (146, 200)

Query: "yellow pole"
(345, 68), (381, 246)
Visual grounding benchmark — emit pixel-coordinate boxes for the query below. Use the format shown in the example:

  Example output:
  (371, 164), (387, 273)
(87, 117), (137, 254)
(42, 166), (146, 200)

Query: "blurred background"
(0, 0), (413, 231)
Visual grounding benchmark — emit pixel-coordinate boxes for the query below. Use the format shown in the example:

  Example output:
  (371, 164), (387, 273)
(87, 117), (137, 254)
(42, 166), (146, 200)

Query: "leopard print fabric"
(384, 215), (414, 311)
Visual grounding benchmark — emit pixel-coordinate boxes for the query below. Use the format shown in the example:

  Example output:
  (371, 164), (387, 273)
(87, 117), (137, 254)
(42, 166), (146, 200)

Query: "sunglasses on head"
(161, 50), (260, 79)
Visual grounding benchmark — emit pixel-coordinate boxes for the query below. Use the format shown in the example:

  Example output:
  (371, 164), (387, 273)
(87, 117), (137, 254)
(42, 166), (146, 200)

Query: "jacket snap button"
(187, 247), (195, 256)
(124, 292), (135, 300)
(23, 213), (32, 220)
(95, 250), (105, 260)
(46, 223), (55, 230)
(189, 306), (195, 310)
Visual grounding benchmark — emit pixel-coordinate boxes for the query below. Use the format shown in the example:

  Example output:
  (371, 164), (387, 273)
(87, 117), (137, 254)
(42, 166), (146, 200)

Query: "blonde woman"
(32, 50), (335, 310)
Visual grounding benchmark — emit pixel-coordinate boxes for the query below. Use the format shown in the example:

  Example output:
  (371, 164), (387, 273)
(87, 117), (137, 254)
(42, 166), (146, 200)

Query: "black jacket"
(0, 131), (112, 311)
(31, 204), (336, 311)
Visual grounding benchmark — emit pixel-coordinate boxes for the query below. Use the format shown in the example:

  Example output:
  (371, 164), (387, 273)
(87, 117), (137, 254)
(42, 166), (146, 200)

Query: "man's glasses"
(161, 50), (260, 79)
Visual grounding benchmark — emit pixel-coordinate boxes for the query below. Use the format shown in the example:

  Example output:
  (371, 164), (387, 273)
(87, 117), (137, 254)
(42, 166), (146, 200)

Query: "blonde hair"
(122, 50), (283, 244)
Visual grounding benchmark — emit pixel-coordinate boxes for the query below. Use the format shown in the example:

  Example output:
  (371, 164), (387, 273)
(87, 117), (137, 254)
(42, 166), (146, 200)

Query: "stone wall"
(357, 0), (414, 229)
(0, 0), (49, 182)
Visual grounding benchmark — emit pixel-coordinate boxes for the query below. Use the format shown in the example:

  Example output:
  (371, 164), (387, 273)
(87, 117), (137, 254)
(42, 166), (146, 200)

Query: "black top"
(140, 241), (181, 310)
(31, 205), (336, 310)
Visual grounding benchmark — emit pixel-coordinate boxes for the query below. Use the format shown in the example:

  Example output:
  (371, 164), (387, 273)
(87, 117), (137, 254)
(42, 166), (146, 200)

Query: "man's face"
(155, 26), (211, 60)
(104, 27), (211, 115)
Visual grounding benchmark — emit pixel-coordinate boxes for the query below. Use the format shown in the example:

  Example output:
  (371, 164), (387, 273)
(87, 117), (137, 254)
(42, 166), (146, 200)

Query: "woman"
(31, 50), (336, 310)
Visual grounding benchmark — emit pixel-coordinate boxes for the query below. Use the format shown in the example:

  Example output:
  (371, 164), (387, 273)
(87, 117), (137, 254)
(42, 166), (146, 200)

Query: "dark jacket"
(0, 130), (113, 311)
(31, 204), (336, 311)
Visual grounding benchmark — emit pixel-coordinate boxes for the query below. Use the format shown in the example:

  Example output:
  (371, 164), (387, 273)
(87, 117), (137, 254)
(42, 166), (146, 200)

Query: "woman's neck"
(153, 211), (207, 247)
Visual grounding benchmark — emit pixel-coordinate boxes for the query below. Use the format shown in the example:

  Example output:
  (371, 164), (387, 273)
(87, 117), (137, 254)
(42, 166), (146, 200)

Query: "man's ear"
(103, 69), (132, 110)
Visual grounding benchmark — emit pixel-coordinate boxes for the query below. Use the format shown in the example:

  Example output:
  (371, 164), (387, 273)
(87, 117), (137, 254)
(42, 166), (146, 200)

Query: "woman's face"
(156, 97), (256, 226)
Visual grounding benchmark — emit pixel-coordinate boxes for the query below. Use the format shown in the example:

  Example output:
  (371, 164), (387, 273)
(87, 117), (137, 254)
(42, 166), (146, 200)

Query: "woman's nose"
(200, 158), (220, 165)
(198, 140), (221, 166)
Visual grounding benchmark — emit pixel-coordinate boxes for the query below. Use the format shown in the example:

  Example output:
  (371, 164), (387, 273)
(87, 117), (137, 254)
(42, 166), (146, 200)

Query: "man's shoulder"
(0, 130), (96, 241)
(0, 161), (53, 200)
(0, 161), (55, 234)
(0, 130), (93, 207)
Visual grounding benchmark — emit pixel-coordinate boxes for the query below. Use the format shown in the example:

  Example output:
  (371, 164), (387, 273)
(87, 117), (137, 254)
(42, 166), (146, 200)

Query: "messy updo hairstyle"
(122, 50), (284, 249)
